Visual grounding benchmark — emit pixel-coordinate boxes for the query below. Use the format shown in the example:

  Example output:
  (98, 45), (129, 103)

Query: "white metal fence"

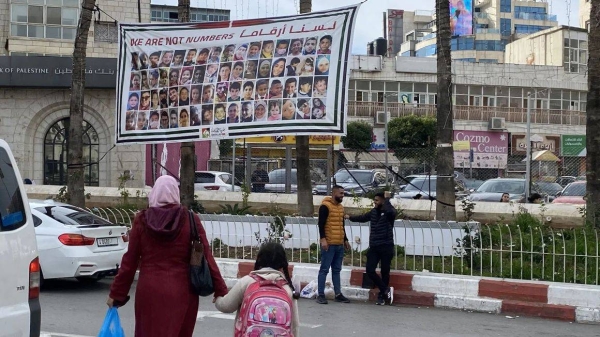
(88, 208), (600, 285)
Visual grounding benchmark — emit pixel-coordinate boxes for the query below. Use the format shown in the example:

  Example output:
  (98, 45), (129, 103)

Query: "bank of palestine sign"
(115, 5), (360, 144)
(561, 135), (586, 157)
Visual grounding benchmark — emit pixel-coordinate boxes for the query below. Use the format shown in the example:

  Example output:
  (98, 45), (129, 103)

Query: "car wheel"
(76, 276), (103, 284)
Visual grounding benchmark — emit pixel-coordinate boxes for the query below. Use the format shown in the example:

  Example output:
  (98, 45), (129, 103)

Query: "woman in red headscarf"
(107, 175), (227, 337)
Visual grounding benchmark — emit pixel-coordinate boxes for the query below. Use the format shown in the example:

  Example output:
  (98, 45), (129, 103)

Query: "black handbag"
(188, 210), (214, 297)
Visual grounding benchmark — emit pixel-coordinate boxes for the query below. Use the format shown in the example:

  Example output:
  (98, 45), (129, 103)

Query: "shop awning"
(341, 151), (401, 165)
(522, 150), (560, 162)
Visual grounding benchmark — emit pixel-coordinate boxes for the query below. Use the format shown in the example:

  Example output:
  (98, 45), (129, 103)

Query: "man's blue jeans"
(318, 244), (344, 296)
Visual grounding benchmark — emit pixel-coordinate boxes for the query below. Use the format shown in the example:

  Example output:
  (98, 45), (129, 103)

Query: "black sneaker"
(335, 293), (350, 303)
(386, 287), (394, 305)
(375, 296), (385, 305)
(316, 295), (328, 304)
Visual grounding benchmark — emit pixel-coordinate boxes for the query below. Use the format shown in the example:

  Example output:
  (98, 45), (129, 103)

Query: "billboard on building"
(115, 5), (360, 144)
(561, 135), (586, 157)
(387, 9), (404, 56)
(450, 0), (473, 36)
(454, 130), (508, 169)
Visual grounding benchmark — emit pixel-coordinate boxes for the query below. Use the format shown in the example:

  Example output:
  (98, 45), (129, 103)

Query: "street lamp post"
(384, 93), (397, 185)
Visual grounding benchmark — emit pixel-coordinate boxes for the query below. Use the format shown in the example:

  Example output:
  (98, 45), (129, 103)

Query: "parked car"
(464, 179), (485, 192)
(264, 169), (301, 193)
(29, 200), (129, 284)
(556, 176), (577, 187)
(394, 175), (467, 200)
(533, 181), (563, 202)
(313, 169), (386, 196)
(552, 181), (586, 204)
(468, 178), (526, 202)
(194, 171), (241, 192)
(0, 139), (41, 337)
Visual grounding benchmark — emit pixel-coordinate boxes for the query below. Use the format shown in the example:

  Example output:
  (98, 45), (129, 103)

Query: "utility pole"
(296, 0), (314, 216)
(178, 0), (195, 208)
(67, 0), (96, 208)
(435, 0), (456, 221)
(586, 0), (600, 227)
(525, 92), (532, 202)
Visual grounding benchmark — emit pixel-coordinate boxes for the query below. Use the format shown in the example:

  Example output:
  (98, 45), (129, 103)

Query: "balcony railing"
(475, 28), (500, 34)
(513, 12), (558, 21)
(347, 101), (586, 126)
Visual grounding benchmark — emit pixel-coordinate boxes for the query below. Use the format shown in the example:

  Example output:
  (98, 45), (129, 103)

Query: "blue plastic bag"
(97, 307), (125, 337)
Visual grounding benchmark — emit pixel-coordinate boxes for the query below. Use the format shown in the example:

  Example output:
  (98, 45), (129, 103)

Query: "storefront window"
(44, 118), (99, 186)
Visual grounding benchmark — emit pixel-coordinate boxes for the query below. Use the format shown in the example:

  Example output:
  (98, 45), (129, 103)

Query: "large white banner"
(115, 5), (360, 144)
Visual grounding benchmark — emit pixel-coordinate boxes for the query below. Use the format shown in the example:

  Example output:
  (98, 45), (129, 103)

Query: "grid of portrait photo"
(124, 34), (334, 131)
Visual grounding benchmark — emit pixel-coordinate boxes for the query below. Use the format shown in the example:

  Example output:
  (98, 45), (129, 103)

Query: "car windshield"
(195, 172), (215, 183)
(34, 205), (113, 226)
(476, 180), (525, 194)
(334, 171), (373, 184)
(405, 178), (436, 192)
(536, 182), (563, 194)
(562, 183), (586, 196)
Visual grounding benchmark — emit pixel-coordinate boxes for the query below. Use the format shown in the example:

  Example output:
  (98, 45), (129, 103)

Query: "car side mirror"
(555, 191), (562, 197)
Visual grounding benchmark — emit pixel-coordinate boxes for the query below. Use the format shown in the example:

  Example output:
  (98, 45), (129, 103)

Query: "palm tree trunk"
(296, 0), (314, 216)
(435, 0), (456, 221)
(586, 0), (600, 227)
(178, 0), (195, 207)
(67, 0), (95, 207)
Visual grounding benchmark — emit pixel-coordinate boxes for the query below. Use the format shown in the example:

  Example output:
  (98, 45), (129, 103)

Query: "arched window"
(44, 118), (99, 186)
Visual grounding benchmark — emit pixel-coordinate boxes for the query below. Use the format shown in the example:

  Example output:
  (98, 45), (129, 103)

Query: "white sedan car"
(194, 171), (241, 192)
(29, 200), (129, 284)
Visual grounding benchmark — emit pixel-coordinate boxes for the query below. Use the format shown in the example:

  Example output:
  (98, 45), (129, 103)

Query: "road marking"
(196, 311), (322, 329)
(41, 332), (93, 337)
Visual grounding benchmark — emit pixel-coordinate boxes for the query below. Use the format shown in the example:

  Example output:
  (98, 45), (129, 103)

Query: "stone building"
(0, 1), (229, 188)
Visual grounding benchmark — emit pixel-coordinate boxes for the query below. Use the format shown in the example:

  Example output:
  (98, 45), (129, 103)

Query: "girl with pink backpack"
(214, 242), (300, 336)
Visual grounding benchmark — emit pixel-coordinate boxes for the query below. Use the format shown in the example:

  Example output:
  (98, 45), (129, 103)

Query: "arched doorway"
(44, 118), (100, 186)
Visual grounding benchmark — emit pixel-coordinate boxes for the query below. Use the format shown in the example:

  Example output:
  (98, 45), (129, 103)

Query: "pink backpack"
(234, 274), (295, 337)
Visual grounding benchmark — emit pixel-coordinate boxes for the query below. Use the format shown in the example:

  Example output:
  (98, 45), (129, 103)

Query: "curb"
(210, 258), (600, 324)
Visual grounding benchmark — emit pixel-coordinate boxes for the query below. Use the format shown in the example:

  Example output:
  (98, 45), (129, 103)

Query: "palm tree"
(586, 0), (600, 227)
(67, 0), (96, 207)
(435, 0), (456, 221)
(178, 0), (195, 207)
(296, 0), (314, 216)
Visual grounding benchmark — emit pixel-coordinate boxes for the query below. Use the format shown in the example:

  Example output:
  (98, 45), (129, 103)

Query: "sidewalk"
(214, 258), (600, 324)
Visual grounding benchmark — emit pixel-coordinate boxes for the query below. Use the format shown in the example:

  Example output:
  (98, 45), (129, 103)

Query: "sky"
(151, 0), (581, 54)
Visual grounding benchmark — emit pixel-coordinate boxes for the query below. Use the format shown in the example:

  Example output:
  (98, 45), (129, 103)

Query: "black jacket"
(349, 199), (396, 247)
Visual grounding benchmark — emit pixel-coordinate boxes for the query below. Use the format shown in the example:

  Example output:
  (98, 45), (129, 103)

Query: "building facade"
(505, 26), (588, 74)
(580, 0), (590, 30)
(0, 2), (229, 188)
(400, 0), (558, 63)
(346, 55), (587, 177)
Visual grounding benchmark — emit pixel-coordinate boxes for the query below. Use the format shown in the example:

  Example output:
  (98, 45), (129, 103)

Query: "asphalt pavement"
(39, 278), (600, 337)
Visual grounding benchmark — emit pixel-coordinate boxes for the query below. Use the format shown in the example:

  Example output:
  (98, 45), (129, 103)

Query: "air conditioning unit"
(375, 111), (387, 125)
(489, 117), (506, 130)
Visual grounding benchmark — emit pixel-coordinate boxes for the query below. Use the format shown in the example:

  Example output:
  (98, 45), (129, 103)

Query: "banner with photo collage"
(115, 5), (360, 144)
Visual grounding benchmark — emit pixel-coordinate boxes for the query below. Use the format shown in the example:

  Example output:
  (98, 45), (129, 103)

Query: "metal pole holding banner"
(231, 138), (236, 191)
(525, 92), (532, 202)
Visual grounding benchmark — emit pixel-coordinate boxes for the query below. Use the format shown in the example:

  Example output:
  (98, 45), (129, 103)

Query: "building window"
(500, 19), (512, 36)
(44, 118), (99, 186)
(11, 0), (79, 40)
(500, 0), (511, 13)
(93, 21), (117, 43)
(564, 37), (588, 74)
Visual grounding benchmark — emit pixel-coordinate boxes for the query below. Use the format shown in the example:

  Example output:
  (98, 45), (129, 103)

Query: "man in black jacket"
(345, 191), (396, 305)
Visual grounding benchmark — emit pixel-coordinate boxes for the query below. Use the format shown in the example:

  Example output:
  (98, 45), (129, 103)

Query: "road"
(40, 278), (600, 337)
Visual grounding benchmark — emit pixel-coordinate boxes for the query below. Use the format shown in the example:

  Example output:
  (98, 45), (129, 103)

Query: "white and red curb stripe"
(209, 258), (600, 323)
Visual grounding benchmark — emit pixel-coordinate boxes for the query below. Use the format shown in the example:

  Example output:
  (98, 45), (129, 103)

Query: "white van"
(0, 139), (41, 337)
